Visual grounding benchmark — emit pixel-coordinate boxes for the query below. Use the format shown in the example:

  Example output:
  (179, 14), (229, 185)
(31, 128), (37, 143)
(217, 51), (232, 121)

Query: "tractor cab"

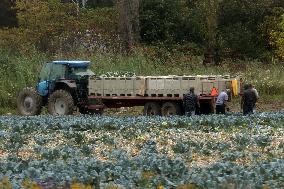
(37, 61), (94, 97)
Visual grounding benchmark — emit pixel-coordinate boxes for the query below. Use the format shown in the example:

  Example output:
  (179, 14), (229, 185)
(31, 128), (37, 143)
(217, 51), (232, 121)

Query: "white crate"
(89, 76), (104, 96)
(89, 75), (241, 97)
(134, 77), (146, 96)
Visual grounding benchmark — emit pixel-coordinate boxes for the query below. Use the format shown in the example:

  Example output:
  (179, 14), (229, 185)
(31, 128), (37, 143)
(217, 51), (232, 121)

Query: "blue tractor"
(17, 60), (95, 116)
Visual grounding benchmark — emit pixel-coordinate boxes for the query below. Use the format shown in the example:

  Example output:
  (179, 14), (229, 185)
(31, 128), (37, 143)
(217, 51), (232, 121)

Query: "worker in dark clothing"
(183, 87), (199, 116)
(241, 84), (257, 115)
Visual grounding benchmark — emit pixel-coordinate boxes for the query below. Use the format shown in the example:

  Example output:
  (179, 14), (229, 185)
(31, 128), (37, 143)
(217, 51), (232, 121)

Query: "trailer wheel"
(48, 90), (74, 115)
(143, 102), (161, 116)
(161, 102), (181, 116)
(17, 87), (42, 116)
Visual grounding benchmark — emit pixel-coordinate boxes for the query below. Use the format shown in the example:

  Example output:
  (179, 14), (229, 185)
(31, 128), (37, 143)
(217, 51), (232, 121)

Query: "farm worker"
(215, 89), (229, 114)
(241, 84), (257, 115)
(183, 87), (199, 116)
(210, 87), (218, 96)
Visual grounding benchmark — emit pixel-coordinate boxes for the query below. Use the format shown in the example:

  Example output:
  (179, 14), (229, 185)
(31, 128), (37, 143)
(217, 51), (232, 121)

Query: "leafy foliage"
(0, 112), (283, 188)
(0, 0), (284, 60)
(140, 0), (187, 44)
(0, 0), (117, 54)
(0, 0), (17, 28)
(271, 13), (284, 60)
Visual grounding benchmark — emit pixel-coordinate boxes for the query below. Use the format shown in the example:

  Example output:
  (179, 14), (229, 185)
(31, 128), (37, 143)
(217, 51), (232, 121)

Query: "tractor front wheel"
(48, 90), (74, 115)
(17, 87), (42, 116)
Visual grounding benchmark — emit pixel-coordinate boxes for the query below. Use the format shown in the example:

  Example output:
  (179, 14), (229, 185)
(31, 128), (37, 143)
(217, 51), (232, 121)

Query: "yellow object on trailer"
(231, 79), (238, 96)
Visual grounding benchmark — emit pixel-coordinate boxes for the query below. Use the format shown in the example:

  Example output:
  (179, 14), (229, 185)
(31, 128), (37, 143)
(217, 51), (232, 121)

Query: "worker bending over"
(215, 89), (229, 114)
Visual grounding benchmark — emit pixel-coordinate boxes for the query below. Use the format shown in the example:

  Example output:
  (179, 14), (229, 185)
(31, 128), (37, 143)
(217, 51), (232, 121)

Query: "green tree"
(185, 0), (284, 62)
(0, 0), (117, 54)
(0, 0), (18, 28)
(217, 0), (284, 61)
(139, 0), (187, 44)
(271, 13), (284, 60)
(184, 0), (222, 64)
(117, 0), (140, 53)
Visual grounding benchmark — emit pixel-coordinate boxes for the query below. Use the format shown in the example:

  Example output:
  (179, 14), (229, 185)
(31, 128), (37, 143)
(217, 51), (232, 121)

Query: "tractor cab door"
(37, 63), (52, 96)
(37, 63), (66, 96)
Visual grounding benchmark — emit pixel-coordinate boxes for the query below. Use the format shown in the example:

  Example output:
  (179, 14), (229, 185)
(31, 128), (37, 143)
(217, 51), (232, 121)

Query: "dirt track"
(256, 100), (284, 112)
(228, 98), (284, 113)
(2, 97), (283, 116)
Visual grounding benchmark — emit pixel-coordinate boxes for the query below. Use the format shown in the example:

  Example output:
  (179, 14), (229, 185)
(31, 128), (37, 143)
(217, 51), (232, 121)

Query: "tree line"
(1, 0), (284, 63)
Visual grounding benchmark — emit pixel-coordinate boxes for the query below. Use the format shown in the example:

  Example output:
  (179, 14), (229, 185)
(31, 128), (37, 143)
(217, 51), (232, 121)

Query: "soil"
(228, 98), (284, 113)
(256, 99), (284, 112)
(3, 97), (283, 116)
(106, 98), (284, 116)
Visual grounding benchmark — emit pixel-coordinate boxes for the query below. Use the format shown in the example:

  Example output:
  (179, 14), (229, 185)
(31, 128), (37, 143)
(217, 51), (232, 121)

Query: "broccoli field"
(0, 113), (283, 189)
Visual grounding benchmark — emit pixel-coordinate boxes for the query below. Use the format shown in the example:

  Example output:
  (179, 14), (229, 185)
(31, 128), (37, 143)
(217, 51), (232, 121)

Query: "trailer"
(16, 60), (242, 116)
(87, 75), (241, 116)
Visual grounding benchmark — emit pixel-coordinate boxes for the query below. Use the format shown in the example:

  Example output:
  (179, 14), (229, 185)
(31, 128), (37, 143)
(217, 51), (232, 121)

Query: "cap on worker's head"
(190, 87), (194, 92)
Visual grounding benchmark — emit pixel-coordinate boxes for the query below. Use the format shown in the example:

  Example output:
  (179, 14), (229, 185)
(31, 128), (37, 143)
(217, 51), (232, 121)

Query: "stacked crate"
(88, 76), (145, 96)
(145, 76), (181, 97)
(88, 75), (240, 97)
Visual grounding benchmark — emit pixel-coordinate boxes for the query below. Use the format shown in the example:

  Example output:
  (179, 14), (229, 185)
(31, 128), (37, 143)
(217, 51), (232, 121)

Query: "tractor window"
(67, 67), (94, 79)
(39, 63), (52, 81)
(50, 64), (66, 80)
(73, 67), (87, 74)
(73, 68), (94, 76)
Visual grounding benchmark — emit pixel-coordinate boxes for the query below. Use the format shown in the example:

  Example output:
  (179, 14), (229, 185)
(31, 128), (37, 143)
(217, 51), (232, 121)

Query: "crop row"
(0, 112), (283, 188)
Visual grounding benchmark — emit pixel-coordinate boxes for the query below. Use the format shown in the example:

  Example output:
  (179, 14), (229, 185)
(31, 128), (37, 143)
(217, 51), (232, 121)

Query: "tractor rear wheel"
(143, 102), (161, 116)
(17, 87), (42, 116)
(48, 90), (74, 115)
(161, 102), (181, 116)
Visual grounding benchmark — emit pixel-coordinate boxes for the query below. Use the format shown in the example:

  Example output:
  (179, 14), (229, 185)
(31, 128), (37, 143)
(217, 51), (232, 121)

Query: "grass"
(0, 49), (47, 111)
(0, 49), (283, 115)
